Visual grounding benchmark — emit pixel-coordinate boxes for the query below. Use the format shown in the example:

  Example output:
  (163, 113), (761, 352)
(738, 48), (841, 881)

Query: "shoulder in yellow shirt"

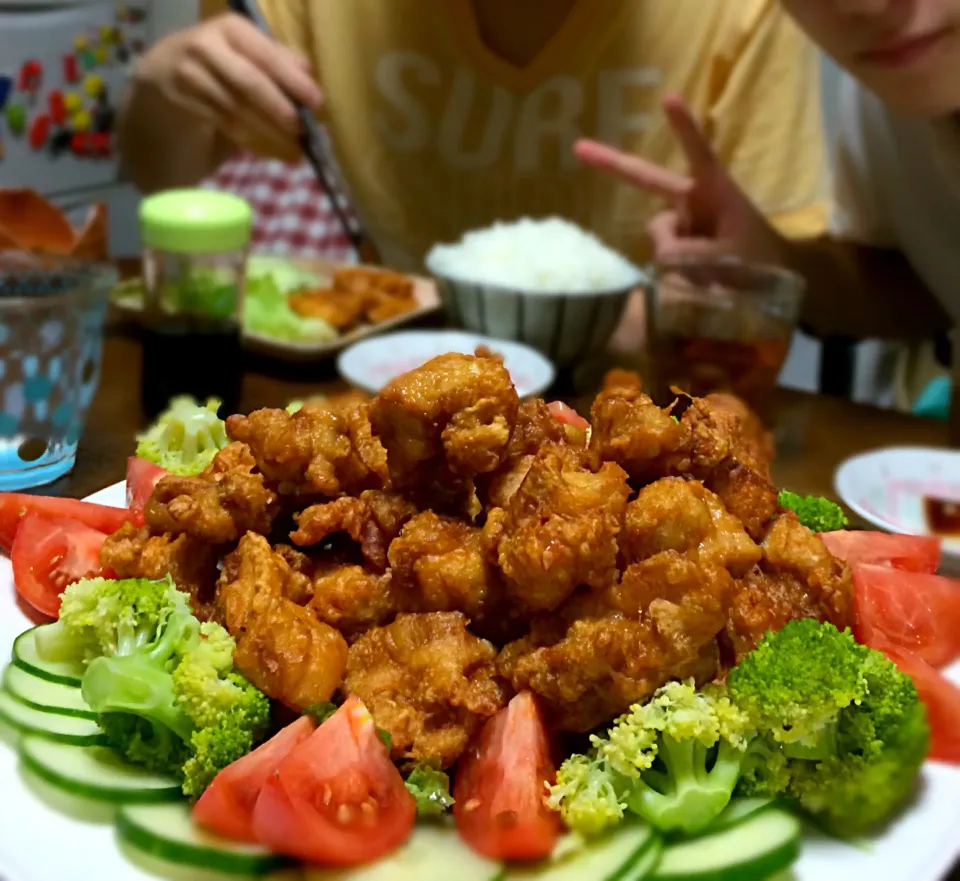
(259, 0), (828, 270)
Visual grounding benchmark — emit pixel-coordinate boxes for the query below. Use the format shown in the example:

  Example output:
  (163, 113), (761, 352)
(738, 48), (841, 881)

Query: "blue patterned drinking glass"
(0, 253), (117, 490)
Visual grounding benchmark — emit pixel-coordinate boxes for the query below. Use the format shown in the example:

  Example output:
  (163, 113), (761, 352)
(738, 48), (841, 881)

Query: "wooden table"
(44, 330), (950, 506)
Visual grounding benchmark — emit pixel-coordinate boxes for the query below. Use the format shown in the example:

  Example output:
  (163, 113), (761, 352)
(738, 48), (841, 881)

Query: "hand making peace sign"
(574, 95), (788, 265)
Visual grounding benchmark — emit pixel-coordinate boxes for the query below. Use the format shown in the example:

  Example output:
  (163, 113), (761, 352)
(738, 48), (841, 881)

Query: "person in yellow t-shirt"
(120, 0), (828, 271)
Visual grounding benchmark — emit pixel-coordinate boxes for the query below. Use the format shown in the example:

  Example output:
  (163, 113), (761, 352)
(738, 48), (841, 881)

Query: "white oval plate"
(1, 483), (960, 881)
(835, 446), (960, 570)
(337, 330), (556, 398)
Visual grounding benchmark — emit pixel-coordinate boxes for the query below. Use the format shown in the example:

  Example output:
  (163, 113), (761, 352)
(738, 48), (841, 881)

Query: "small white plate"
(835, 446), (960, 569)
(337, 330), (556, 398)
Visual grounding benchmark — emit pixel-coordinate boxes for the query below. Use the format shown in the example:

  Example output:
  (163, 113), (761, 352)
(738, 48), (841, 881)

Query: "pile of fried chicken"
(289, 266), (419, 331)
(100, 352), (852, 771)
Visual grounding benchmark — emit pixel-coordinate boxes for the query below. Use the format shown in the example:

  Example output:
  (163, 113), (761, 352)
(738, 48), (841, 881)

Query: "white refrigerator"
(0, 0), (200, 256)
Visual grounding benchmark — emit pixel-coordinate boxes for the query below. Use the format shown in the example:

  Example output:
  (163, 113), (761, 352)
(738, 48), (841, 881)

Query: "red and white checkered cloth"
(203, 150), (359, 263)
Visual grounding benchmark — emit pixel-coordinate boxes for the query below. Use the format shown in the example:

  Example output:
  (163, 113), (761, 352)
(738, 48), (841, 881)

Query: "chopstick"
(227, 0), (366, 257)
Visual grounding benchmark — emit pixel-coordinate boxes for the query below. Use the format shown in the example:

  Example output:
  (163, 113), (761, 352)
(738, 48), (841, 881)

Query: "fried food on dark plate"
(345, 612), (507, 769)
(218, 533), (348, 710)
(145, 442), (280, 543)
(227, 400), (387, 497)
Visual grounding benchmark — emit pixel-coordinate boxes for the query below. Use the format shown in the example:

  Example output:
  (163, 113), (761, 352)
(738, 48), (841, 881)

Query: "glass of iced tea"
(645, 255), (805, 414)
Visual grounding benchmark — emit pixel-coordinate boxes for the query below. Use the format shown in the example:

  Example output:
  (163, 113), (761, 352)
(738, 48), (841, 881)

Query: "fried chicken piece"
(308, 565), (398, 643)
(289, 288), (365, 329)
(226, 401), (387, 497)
(145, 442), (280, 543)
(621, 478), (761, 576)
(100, 523), (221, 622)
(668, 395), (778, 539)
(703, 393), (774, 465)
(725, 512), (855, 662)
(290, 490), (418, 572)
(345, 612), (507, 768)
(499, 550), (733, 731)
(477, 398), (580, 508)
(369, 352), (520, 489)
(485, 450), (630, 613)
(334, 266), (414, 302)
(601, 368), (644, 394)
(387, 511), (505, 624)
(588, 381), (687, 482)
(364, 291), (417, 323)
(218, 534), (348, 710)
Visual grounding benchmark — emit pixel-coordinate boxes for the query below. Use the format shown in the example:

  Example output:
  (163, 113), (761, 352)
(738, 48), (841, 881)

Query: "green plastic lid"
(140, 189), (253, 254)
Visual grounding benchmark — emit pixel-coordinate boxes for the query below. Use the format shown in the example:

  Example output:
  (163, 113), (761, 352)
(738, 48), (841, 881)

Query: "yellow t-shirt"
(259, 0), (828, 271)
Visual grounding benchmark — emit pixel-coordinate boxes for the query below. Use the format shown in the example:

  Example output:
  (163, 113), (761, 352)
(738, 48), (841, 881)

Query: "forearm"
(118, 77), (234, 194)
(779, 235), (950, 342)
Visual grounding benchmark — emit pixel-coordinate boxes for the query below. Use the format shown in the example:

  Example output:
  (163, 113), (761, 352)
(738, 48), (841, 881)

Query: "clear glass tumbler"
(0, 252), (116, 490)
(645, 255), (805, 415)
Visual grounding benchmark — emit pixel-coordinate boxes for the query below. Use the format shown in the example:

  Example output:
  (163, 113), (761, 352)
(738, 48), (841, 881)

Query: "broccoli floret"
(136, 396), (227, 476)
(777, 491), (849, 533)
(75, 590), (270, 799)
(728, 619), (930, 837)
(549, 681), (755, 837)
(547, 753), (626, 837)
(404, 765), (455, 818)
(35, 576), (190, 665)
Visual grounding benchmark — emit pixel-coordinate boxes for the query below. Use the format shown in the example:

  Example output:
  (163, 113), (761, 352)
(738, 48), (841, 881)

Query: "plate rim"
(336, 328), (557, 398)
(834, 445), (960, 536)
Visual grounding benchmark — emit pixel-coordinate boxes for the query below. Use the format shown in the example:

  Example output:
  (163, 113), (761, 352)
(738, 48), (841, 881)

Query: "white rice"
(425, 216), (643, 294)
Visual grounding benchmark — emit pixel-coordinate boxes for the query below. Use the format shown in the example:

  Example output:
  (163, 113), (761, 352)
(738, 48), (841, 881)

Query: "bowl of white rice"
(425, 217), (645, 367)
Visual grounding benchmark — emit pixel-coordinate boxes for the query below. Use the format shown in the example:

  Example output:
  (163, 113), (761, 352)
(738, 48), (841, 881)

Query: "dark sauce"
(140, 317), (242, 420)
(923, 497), (960, 537)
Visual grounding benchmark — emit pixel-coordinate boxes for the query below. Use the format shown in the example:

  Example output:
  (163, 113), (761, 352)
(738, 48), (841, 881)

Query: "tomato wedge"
(194, 716), (316, 841)
(853, 564), (960, 668)
(547, 401), (590, 432)
(0, 494), (132, 552)
(252, 697), (415, 867)
(454, 692), (561, 862)
(821, 530), (941, 574)
(126, 457), (168, 527)
(873, 641), (960, 764)
(12, 513), (112, 617)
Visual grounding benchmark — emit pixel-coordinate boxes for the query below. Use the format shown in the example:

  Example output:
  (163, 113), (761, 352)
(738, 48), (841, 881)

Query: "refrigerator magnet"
(28, 114), (50, 150)
(0, 76), (11, 112)
(70, 109), (92, 132)
(64, 92), (82, 114)
(5, 104), (26, 137)
(18, 61), (42, 95)
(49, 128), (72, 158)
(63, 54), (80, 83)
(49, 92), (66, 126)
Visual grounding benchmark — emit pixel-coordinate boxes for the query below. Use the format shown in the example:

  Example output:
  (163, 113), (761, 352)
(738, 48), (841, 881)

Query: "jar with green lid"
(139, 189), (253, 419)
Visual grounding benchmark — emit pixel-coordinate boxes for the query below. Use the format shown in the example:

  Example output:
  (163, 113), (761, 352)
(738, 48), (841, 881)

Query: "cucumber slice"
(11, 627), (84, 687)
(20, 736), (182, 804)
(307, 823), (502, 881)
(3, 664), (96, 719)
(118, 838), (300, 881)
(502, 824), (658, 881)
(651, 809), (801, 881)
(689, 798), (775, 838)
(117, 802), (290, 877)
(627, 838), (663, 881)
(0, 689), (105, 745)
(19, 764), (120, 825)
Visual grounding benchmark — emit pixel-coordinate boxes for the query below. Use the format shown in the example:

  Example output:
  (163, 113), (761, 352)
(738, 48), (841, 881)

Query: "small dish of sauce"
(924, 496), (960, 537)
